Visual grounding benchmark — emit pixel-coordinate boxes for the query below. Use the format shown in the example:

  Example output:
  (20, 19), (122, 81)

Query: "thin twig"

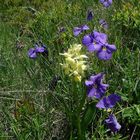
(130, 125), (137, 140)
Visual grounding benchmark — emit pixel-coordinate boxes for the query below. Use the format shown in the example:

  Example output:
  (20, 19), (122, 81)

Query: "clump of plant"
(113, 0), (140, 30)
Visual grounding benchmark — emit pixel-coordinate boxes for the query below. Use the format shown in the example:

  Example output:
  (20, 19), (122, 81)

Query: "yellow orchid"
(60, 44), (88, 82)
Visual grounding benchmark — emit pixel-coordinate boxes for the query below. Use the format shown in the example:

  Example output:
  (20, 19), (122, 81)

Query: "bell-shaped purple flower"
(99, 19), (108, 29)
(99, 0), (113, 8)
(73, 25), (89, 36)
(96, 43), (116, 60)
(96, 94), (121, 109)
(82, 31), (107, 52)
(85, 73), (109, 99)
(105, 114), (121, 132)
(87, 9), (94, 21)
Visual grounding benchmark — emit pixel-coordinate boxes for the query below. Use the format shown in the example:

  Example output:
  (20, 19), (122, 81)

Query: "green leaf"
(81, 102), (96, 132)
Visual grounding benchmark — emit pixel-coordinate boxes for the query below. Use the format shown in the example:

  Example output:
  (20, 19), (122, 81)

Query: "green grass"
(0, 0), (140, 139)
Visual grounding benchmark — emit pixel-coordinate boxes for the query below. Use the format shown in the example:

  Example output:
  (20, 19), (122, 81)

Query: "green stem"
(77, 115), (82, 140)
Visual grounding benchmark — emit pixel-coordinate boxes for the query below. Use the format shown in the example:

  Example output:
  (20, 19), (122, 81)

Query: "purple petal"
(100, 0), (112, 7)
(99, 0), (104, 3)
(105, 114), (121, 132)
(93, 31), (107, 44)
(35, 47), (45, 53)
(96, 98), (105, 108)
(28, 48), (37, 58)
(97, 49), (113, 60)
(96, 94), (121, 109)
(90, 73), (104, 83)
(99, 83), (109, 93)
(93, 31), (100, 38)
(87, 44), (96, 52)
(82, 25), (90, 30)
(103, 2), (110, 7)
(87, 84), (107, 99)
(73, 27), (82, 36)
(108, 94), (121, 107)
(87, 87), (96, 98)
(82, 35), (93, 46)
(94, 88), (105, 99)
(93, 84), (109, 99)
(98, 33), (108, 44)
(93, 43), (102, 51)
(106, 44), (117, 52)
(85, 80), (93, 86)
(103, 0), (112, 7)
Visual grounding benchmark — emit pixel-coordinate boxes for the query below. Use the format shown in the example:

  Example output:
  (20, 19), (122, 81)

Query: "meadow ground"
(0, 0), (140, 139)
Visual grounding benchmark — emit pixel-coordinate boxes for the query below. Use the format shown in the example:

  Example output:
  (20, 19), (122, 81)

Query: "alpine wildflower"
(96, 94), (121, 109)
(85, 73), (109, 98)
(105, 114), (121, 132)
(28, 43), (48, 59)
(73, 25), (89, 36)
(96, 43), (116, 60)
(82, 31), (107, 52)
(60, 44), (88, 82)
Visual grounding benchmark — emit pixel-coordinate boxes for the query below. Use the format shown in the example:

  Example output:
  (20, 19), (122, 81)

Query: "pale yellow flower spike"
(60, 44), (88, 82)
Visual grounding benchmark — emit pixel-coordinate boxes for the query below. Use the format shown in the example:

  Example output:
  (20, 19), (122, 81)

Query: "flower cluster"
(60, 44), (88, 82)
(71, 0), (121, 133)
(85, 73), (121, 132)
(27, 0), (122, 135)
(79, 1), (115, 61)
(28, 42), (48, 59)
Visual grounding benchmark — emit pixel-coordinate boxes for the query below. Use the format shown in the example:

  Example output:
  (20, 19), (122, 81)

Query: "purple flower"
(28, 48), (37, 59)
(105, 114), (121, 132)
(96, 94), (121, 109)
(96, 43), (116, 60)
(99, 0), (113, 7)
(28, 43), (48, 59)
(99, 19), (108, 29)
(82, 31), (107, 52)
(85, 73), (109, 99)
(87, 9), (94, 21)
(73, 25), (89, 36)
